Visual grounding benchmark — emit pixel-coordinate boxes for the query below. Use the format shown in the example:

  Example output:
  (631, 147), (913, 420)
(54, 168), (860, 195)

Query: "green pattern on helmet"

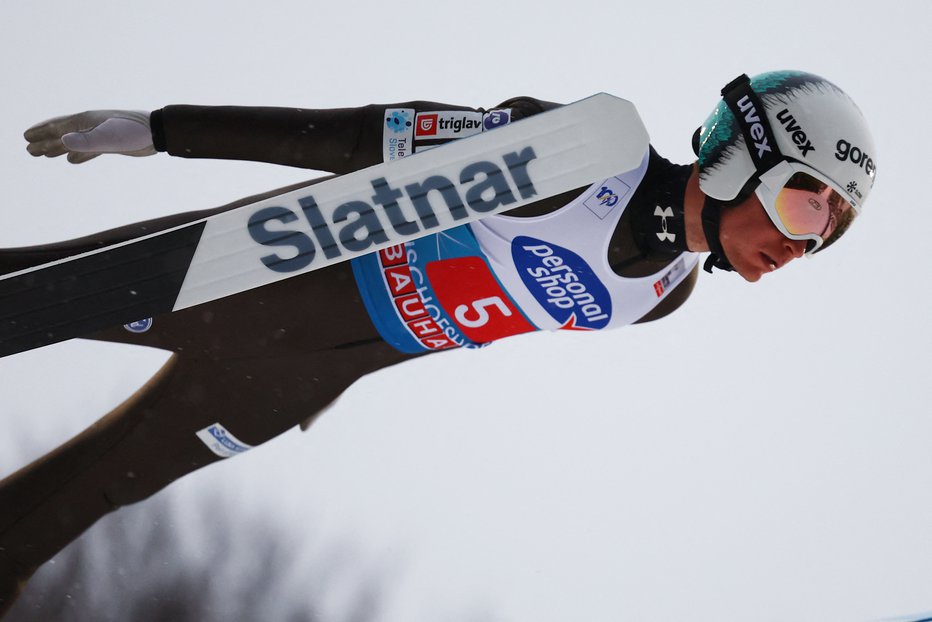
(749, 70), (809, 94)
(697, 71), (834, 176)
(696, 101), (735, 169)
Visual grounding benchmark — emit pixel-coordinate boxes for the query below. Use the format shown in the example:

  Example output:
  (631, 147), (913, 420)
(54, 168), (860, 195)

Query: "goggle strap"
(700, 196), (735, 273)
(721, 74), (785, 176)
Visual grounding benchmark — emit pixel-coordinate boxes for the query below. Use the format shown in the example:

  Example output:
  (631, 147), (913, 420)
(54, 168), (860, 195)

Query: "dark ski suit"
(0, 97), (698, 614)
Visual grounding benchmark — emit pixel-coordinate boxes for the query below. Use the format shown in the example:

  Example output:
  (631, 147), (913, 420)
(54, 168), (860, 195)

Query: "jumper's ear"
(691, 127), (701, 157)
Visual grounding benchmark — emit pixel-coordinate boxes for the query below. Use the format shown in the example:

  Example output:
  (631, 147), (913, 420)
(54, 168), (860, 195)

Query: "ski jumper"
(0, 97), (699, 613)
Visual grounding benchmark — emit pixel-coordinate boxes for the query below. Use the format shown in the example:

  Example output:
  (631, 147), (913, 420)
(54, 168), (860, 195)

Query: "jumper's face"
(718, 194), (808, 282)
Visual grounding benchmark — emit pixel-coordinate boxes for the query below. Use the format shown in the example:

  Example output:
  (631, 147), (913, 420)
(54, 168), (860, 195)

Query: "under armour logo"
(654, 206), (676, 243)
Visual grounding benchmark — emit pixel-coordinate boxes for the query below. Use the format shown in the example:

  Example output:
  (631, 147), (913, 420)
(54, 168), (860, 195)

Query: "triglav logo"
(414, 111), (484, 139)
(417, 113), (438, 137)
(654, 206), (676, 242)
(736, 95), (772, 159)
(776, 109), (815, 157)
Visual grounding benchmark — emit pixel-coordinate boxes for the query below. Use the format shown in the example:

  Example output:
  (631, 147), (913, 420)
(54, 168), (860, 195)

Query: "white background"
(1, 1), (930, 620)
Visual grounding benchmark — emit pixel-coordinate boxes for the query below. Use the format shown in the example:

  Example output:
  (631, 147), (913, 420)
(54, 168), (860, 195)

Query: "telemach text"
(248, 147), (539, 273)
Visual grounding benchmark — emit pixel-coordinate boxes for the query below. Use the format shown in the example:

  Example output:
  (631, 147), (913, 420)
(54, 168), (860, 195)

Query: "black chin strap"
(701, 196), (734, 273)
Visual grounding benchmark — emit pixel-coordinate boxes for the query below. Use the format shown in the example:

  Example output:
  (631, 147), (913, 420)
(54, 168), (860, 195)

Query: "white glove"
(24, 110), (156, 164)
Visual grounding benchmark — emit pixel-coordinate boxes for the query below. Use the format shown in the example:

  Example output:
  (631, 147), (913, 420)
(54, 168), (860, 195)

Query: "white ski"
(0, 93), (649, 357)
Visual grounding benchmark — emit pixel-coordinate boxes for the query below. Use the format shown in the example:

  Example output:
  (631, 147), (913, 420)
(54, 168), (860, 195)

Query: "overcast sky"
(1, 1), (931, 620)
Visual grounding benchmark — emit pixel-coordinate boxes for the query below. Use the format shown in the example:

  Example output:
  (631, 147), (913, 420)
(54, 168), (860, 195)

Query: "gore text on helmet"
(835, 139), (875, 177)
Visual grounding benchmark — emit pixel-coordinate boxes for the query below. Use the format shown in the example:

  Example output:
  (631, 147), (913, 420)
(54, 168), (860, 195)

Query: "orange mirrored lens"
(774, 172), (852, 240)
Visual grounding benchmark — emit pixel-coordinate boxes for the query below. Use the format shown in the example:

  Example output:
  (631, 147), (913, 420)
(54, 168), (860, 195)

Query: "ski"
(0, 93), (649, 358)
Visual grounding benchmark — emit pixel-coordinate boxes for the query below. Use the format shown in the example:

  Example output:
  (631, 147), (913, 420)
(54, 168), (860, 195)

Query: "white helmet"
(694, 71), (877, 265)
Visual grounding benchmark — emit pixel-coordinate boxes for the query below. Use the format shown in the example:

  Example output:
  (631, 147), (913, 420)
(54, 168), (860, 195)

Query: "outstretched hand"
(24, 110), (156, 164)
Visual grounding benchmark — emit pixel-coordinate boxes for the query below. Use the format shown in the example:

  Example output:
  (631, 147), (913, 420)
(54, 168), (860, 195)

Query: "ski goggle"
(755, 160), (858, 255)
